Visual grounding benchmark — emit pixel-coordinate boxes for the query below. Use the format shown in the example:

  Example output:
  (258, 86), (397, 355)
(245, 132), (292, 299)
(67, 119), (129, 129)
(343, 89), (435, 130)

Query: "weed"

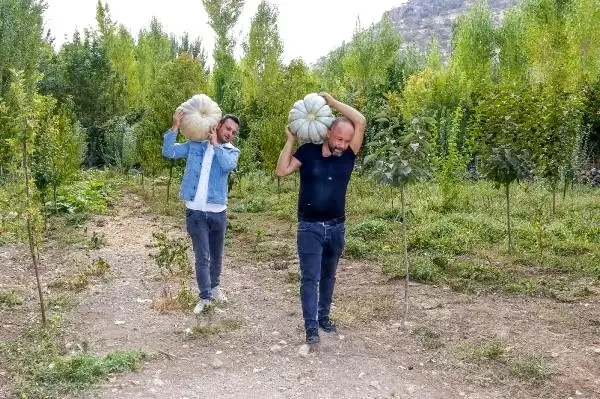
(151, 282), (196, 313)
(0, 316), (144, 397)
(468, 340), (507, 362)
(510, 356), (552, 381)
(48, 258), (110, 292)
(185, 318), (244, 340)
(412, 327), (444, 350)
(147, 231), (191, 277)
(0, 291), (22, 307)
(87, 231), (107, 249)
(231, 199), (267, 213)
(344, 237), (373, 259)
(348, 219), (390, 240)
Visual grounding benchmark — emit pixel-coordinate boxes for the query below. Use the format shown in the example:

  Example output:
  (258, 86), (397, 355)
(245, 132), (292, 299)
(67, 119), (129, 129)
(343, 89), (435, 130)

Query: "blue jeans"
(297, 220), (345, 329)
(185, 209), (227, 300)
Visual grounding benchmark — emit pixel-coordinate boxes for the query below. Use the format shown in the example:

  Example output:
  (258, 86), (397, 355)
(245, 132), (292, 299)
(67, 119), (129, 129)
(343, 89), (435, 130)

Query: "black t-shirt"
(293, 143), (356, 222)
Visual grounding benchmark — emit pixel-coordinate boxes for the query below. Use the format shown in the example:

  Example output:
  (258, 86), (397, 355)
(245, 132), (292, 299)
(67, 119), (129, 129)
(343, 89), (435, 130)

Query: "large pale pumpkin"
(177, 94), (222, 141)
(288, 93), (334, 144)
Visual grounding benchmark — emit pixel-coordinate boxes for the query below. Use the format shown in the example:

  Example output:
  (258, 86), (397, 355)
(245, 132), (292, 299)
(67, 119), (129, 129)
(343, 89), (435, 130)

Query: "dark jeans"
(185, 209), (227, 300)
(297, 220), (345, 329)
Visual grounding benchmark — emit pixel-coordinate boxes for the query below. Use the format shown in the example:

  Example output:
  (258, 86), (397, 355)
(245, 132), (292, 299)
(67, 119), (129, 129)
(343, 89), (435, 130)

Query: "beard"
(328, 142), (344, 157)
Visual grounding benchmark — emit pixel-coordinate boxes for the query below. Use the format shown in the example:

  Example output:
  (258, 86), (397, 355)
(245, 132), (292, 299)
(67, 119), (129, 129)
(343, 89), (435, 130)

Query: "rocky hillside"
(385, 0), (522, 56)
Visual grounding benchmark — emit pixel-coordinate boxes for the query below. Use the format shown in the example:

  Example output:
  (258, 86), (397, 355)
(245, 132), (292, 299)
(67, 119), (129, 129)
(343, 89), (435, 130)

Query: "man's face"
(216, 118), (239, 144)
(327, 121), (354, 156)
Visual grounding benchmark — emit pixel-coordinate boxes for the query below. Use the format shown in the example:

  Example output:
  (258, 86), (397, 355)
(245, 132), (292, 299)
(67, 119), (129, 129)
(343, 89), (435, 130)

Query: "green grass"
(184, 318), (245, 340)
(0, 317), (145, 398)
(461, 340), (551, 382)
(48, 257), (111, 292)
(134, 170), (600, 300)
(0, 291), (23, 307)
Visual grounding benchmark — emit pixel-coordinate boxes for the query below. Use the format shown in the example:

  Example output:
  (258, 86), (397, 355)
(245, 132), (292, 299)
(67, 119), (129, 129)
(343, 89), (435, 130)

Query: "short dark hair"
(220, 114), (240, 126)
(330, 116), (354, 131)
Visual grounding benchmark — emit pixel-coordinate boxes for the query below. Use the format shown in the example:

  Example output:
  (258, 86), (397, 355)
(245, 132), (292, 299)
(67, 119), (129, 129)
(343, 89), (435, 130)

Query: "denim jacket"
(161, 129), (240, 204)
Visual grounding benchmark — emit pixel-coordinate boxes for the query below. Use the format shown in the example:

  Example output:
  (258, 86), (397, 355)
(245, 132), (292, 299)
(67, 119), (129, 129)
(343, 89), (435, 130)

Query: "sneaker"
(305, 328), (320, 344)
(193, 299), (212, 314)
(211, 286), (228, 303)
(318, 318), (337, 333)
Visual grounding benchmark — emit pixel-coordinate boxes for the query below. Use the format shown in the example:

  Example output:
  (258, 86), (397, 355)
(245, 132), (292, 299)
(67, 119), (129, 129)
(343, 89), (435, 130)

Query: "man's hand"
(208, 125), (218, 145)
(172, 109), (184, 132)
(286, 125), (297, 142)
(319, 92), (334, 105)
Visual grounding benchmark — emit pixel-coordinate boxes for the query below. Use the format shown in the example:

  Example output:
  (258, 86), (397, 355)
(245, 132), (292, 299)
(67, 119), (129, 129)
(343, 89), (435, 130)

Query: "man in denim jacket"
(275, 93), (366, 344)
(162, 109), (240, 314)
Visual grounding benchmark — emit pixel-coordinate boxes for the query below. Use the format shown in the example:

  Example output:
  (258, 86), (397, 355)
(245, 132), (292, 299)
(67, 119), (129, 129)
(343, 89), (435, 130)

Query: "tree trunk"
(53, 184), (58, 214)
(401, 185), (409, 329)
(552, 185), (556, 215)
(505, 183), (513, 254)
(21, 139), (46, 325)
(41, 190), (47, 231)
(166, 163), (173, 204)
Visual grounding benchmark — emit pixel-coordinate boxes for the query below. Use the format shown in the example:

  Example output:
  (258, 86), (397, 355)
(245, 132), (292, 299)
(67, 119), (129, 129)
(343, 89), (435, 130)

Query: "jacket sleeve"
(162, 129), (189, 159)
(213, 145), (240, 172)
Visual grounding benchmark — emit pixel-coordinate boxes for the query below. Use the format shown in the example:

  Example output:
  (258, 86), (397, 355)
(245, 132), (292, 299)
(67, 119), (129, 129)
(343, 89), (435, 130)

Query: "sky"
(43, 0), (406, 66)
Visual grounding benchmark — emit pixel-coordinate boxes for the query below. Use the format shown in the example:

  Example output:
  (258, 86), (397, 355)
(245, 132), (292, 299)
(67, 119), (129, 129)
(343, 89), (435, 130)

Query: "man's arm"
(321, 92), (366, 155)
(213, 146), (240, 172)
(162, 109), (189, 159)
(275, 127), (302, 177)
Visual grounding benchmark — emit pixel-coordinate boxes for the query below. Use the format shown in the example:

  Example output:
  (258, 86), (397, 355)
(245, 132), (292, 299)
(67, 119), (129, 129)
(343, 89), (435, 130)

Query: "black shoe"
(318, 318), (337, 333)
(305, 328), (320, 344)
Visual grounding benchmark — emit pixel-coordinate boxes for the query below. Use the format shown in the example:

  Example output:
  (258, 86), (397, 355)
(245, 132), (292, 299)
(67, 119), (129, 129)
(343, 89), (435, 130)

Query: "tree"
(473, 86), (535, 252)
(0, 69), (46, 323)
(483, 146), (532, 253)
(0, 0), (46, 177)
(136, 52), (209, 196)
(202, 0), (244, 115)
(364, 92), (433, 328)
(240, 0), (286, 172)
(450, 0), (496, 91)
(136, 17), (176, 107)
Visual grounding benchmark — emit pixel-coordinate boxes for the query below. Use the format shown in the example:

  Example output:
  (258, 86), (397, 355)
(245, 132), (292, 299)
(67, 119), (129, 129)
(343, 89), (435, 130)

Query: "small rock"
(212, 359), (223, 369)
(391, 322), (403, 329)
(338, 334), (345, 340)
(298, 344), (311, 357)
(272, 331), (280, 336)
(369, 381), (381, 390)
(550, 352), (559, 358)
(114, 320), (125, 325)
(279, 340), (288, 346)
(153, 378), (164, 386)
(270, 344), (283, 353)
(592, 347), (600, 354)
(359, 372), (366, 379)
(216, 350), (223, 355)
(575, 390), (583, 396)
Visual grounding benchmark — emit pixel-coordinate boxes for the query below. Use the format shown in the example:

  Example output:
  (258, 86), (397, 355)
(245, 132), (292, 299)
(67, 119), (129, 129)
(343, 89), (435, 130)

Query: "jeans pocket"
(297, 221), (313, 232)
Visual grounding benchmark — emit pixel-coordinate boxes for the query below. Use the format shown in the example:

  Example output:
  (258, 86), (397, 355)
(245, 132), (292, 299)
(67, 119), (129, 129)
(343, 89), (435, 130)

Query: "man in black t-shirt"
(276, 92), (366, 344)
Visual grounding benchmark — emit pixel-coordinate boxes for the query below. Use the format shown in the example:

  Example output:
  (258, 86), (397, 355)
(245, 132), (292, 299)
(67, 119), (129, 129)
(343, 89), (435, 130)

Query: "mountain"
(384, 0), (522, 57)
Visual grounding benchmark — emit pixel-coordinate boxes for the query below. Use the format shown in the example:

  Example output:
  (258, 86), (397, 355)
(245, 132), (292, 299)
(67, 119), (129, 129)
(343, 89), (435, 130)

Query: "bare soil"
(1, 192), (599, 398)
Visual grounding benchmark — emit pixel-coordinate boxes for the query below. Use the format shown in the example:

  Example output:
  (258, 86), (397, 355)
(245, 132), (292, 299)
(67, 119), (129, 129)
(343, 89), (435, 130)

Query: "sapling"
(365, 101), (432, 328)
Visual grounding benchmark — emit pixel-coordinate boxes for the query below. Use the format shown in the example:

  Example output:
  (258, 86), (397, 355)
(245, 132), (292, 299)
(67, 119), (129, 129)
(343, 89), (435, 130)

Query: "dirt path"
(3, 192), (600, 398)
